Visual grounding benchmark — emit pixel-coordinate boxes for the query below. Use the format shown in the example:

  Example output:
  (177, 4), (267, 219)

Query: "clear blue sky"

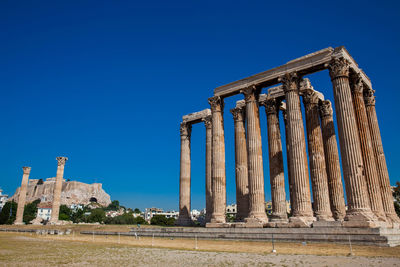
(1, 0), (399, 211)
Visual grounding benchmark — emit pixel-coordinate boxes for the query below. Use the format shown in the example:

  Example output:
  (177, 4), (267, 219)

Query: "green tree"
(0, 201), (17, 224)
(59, 205), (72, 221)
(133, 208), (141, 214)
(393, 182), (400, 217)
(23, 199), (40, 224)
(106, 200), (120, 211)
(88, 208), (106, 223)
(133, 216), (147, 225)
(150, 215), (175, 226)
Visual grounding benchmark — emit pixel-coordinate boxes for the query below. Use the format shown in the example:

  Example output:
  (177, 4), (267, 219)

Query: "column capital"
(240, 85), (260, 103)
(56, 157), (68, 166)
(208, 96), (224, 112)
(22, 166), (31, 174)
(230, 106), (245, 121)
(180, 122), (192, 137)
(261, 98), (279, 115)
(280, 72), (300, 93)
(302, 89), (319, 107)
(350, 72), (364, 94)
(319, 100), (333, 118)
(328, 57), (350, 80)
(364, 88), (376, 107)
(203, 115), (212, 129)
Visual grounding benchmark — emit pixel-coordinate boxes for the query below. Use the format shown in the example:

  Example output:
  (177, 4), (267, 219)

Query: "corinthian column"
(261, 98), (288, 222)
(282, 108), (295, 215)
(350, 74), (386, 221)
(231, 106), (249, 221)
(176, 122), (193, 226)
(50, 157), (68, 224)
(364, 88), (400, 223)
(208, 96), (226, 224)
(303, 89), (333, 221)
(14, 167), (31, 225)
(328, 58), (376, 225)
(319, 100), (346, 220)
(281, 72), (314, 225)
(203, 116), (213, 223)
(241, 86), (268, 224)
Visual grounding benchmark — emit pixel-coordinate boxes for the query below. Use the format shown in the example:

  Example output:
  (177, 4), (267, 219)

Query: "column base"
(175, 216), (193, 226)
(289, 216), (315, 227)
(385, 213), (400, 224)
(270, 214), (289, 223)
(343, 210), (381, 228)
(315, 214), (335, 222)
(245, 212), (269, 225)
(13, 222), (25, 226)
(210, 213), (226, 224)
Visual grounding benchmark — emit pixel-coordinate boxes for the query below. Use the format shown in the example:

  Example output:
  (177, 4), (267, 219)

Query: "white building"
(0, 189), (8, 211)
(36, 202), (52, 221)
(144, 207), (179, 221)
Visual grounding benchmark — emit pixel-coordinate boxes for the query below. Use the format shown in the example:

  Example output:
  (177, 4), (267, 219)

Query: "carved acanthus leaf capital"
(203, 115), (212, 129)
(280, 72), (300, 93)
(241, 85), (260, 103)
(230, 107), (244, 121)
(363, 88), (376, 107)
(350, 72), (364, 95)
(319, 100), (333, 118)
(56, 157), (68, 166)
(180, 122), (192, 137)
(263, 98), (279, 115)
(302, 89), (319, 107)
(208, 96), (224, 112)
(328, 57), (350, 80)
(22, 166), (31, 174)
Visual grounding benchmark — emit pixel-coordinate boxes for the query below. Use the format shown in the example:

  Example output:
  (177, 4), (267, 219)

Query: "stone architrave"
(208, 96), (226, 224)
(176, 122), (193, 226)
(203, 115), (213, 223)
(350, 73), (386, 221)
(262, 98), (288, 222)
(241, 86), (268, 225)
(50, 157), (68, 224)
(280, 72), (314, 225)
(303, 89), (333, 221)
(14, 167), (31, 225)
(282, 108), (294, 215)
(231, 106), (249, 221)
(328, 58), (377, 225)
(364, 88), (400, 223)
(319, 100), (346, 220)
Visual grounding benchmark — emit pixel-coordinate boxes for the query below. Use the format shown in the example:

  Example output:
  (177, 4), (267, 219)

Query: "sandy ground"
(0, 233), (400, 266)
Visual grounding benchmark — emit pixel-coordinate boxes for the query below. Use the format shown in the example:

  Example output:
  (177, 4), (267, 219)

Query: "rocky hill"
(10, 178), (111, 207)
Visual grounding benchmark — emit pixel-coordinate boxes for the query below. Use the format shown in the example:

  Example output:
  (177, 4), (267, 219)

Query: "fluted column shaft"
(177, 122), (192, 226)
(50, 157), (68, 223)
(263, 98), (288, 222)
(204, 116), (213, 223)
(208, 96), (226, 223)
(14, 167), (31, 225)
(328, 58), (375, 223)
(282, 109), (295, 215)
(319, 100), (346, 220)
(242, 87), (268, 224)
(303, 90), (333, 221)
(281, 73), (313, 222)
(364, 89), (400, 223)
(350, 75), (386, 221)
(231, 107), (249, 221)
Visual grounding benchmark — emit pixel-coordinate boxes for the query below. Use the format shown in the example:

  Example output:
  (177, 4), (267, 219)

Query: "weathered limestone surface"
(364, 88), (400, 223)
(242, 87), (268, 225)
(50, 157), (68, 224)
(208, 96), (226, 224)
(350, 74), (386, 221)
(328, 58), (377, 225)
(183, 109), (211, 123)
(204, 116), (213, 223)
(231, 106), (249, 221)
(177, 122), (192, 226)
(262, 98), (287, 222)
(14, 167), (31, 225)
(303, 89), (333, 221)
(282, 107), (294, 215)
(319, 100), (346, 220)
(281, 72), (314, 225)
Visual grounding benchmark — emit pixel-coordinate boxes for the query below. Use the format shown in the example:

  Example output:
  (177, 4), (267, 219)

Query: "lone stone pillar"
(319, 100), (346, 221)
(262, 98), (288, 222)
(303, 89), (333, 221)
(177, 122), (193, 226)
(282, 108), (295, 215)
(242, 86), (268, 224)
(364, 88), (400, 223)
(203, 116), (213, 223)
(14, 167), (31, 225)
(208, 96), (226, 224)
(328, 58), (376, 225)
(281, 72), (314, 225)
(350, 74), (386, 221)
(50, 157), (68, 224)
(231, 106), (249, 221)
